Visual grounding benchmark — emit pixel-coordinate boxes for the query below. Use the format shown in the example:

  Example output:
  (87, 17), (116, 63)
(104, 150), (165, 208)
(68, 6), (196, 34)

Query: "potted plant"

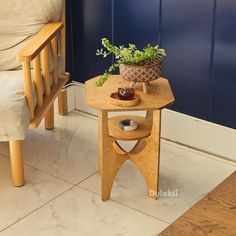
(96, 38), (166, 93)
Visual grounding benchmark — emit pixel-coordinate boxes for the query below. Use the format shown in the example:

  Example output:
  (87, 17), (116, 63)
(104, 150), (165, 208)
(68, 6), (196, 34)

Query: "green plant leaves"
(95, 38), (166, 86)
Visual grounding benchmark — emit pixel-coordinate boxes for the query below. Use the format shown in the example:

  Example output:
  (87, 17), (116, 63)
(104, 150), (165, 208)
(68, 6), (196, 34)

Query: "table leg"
(129, 110), (161, 199)
(98, 111), (127, 201)
(98, 110), (161, 200)
(143, 82), (149, 93)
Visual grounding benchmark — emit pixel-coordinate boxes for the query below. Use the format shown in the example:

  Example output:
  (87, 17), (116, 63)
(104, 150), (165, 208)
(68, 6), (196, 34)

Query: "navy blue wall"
(67, 0), (236, 129)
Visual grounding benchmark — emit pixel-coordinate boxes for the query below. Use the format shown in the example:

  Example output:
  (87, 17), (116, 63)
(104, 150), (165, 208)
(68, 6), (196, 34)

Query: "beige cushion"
(0, 55), (64, 141)
(0, 70), (30, 141)
(0, 1), (64, 141)
(0, 0), (63, 71)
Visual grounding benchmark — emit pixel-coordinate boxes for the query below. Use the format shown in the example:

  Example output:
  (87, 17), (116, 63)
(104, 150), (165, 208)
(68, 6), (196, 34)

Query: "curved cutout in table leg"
(129, 110), (161, 199)
(113, 141), (127, 155)
(98, 111), (128, 201)
(98, 110), (161, 201)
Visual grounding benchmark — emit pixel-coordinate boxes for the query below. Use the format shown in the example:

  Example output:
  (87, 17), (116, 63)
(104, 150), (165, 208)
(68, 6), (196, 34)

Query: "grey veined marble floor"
(0, 111), (235, 236)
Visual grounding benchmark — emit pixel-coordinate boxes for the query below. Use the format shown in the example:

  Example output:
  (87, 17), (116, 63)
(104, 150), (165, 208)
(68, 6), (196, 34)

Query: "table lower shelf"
(108, 115), (152, 141)
(99, 110), (161, 201)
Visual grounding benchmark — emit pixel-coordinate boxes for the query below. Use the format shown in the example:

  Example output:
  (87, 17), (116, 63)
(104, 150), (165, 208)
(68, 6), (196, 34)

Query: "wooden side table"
(85, 75), (174, 201)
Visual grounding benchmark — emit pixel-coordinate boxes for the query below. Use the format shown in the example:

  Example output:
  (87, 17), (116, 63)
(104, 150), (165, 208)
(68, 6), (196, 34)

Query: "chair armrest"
(17, 22), (63, 62)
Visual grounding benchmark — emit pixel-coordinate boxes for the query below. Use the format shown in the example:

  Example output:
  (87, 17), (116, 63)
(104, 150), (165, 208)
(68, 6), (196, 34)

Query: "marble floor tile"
(0, 187), (168, 236)
(1, 111), (236, 235)
(0, 154), (72, 231)
(0, 112), (99, 184)
(79, 140), (236, 223)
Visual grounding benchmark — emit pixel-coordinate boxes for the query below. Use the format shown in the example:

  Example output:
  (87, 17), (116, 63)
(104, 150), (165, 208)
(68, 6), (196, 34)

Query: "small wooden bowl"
(109, 92), (141, 107)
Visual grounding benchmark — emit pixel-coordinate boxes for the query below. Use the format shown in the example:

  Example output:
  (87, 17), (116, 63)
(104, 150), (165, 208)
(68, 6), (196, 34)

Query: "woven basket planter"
(119, 60), (162, 83)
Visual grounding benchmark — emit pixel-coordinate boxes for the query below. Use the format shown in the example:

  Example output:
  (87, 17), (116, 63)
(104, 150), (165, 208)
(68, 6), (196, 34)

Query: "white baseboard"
(71, 81), (236, 162)
(55, 85), (75, 114)
(66, 85), (76, 113)
(161, 110), (236, 162)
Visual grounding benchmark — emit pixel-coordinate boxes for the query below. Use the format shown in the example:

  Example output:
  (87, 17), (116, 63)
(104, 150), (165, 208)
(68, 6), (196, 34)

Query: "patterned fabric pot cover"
(119, 60), (162, 83)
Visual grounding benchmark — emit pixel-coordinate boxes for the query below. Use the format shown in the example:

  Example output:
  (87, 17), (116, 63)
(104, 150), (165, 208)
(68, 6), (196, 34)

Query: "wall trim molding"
(55, 85), (75, 114)
(69, 81), (236, 162)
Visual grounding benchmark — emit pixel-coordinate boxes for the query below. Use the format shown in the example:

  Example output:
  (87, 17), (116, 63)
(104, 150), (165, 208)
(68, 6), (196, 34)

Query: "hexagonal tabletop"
(85, 75), (175, 111)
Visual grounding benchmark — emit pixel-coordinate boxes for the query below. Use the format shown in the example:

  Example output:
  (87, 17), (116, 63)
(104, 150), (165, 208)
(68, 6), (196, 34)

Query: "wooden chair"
(0, 0), (69, 186)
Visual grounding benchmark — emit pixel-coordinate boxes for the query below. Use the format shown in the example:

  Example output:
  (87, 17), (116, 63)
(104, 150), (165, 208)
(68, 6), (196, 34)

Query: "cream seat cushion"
(0, 70), (30, 141)
(0, 0), (63, 71)
(0, 0), (63, 141)
(0, 55), (64, 142)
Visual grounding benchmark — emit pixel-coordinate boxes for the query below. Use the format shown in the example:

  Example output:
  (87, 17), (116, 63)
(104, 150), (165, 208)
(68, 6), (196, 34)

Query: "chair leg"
(45, 104), (54, 130)
(9, 140), (25, 187)
(58, 89), (68, 115)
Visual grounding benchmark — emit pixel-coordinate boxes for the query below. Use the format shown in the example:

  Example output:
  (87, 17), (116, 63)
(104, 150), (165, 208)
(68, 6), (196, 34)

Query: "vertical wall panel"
(76, 0), (112, 82)
(113, 0), (160, 49)
(161, 0), (214, 119)
(68, 0), (236, 129)
(210, 0), (236, 128)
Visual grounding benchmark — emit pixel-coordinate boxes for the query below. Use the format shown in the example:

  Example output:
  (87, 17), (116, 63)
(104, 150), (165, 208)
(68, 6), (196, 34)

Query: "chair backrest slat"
(33, 55), (43, 108)
(51, 37), (58, 86)
(41, 45), (51, 96)
(60, 0), (66, 73)
(22, 61), (34, 120)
